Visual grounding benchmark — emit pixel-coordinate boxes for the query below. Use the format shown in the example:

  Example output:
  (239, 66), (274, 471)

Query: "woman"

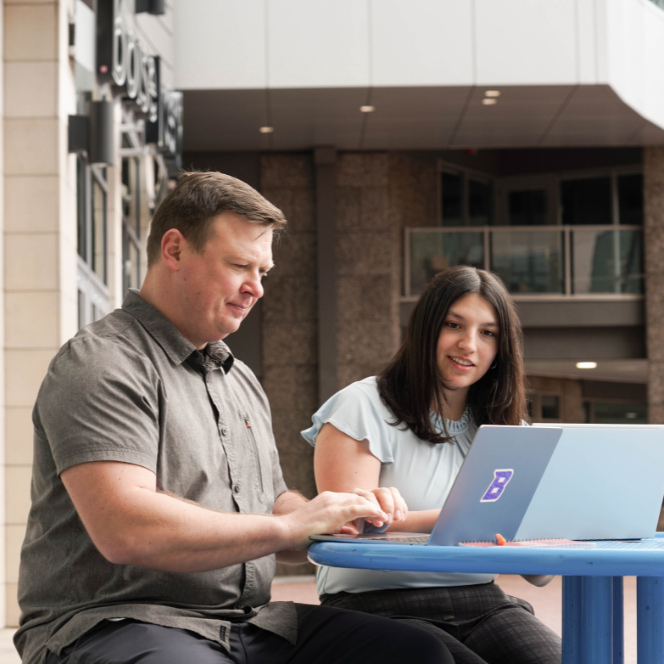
(302, 266), (561, 664)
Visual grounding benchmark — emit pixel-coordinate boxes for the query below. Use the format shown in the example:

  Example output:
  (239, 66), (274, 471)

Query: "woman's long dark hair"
(378, 266), (528, 444)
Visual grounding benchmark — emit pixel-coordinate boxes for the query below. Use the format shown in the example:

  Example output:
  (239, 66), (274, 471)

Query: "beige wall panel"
(59, 235), (77, 292)
(5, 233), (58, 291)
(5, 525), (25, 585)
(4, 62), (57, 117)
(4, 118), (58, 176)
(5, 349), (56, 408)
(5, 408), (32, 466)
(5, 176), (59, 233)
(60, 292), (78, 346)
(5, 585), (18, 628)
(5, 466), (31, 525)
(5, 292), (59, 349)
(4, 4), (57, 61)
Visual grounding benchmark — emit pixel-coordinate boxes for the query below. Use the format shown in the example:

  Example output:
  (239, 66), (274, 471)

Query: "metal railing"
(404, 225), (644, 298)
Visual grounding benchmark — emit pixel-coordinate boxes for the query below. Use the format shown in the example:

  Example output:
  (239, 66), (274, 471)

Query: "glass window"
(618, 173), (644, 225)
(441, 172), (463, 226)
(77, 157), (87, 261)
(490, 230), (564, 293)
(469, 179), (492, 226)
(409, 231), (484, 296)
(541, 395), (560, 420)
(122, 157), (143, 296)
(561, 177), (612, 225)
(508, 190), (547, 226)
(122, 157), (141, 237)
(572, 229), (643, 294)
(586, 402), (647, 424)
(78, 289), (85, 331)
(91, 178), (107, 284)
(122, 226), (141, 293)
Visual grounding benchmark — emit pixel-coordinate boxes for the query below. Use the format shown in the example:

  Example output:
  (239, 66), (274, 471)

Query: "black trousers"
(44, 604), (453, 664)
(321, 582), (562, 664)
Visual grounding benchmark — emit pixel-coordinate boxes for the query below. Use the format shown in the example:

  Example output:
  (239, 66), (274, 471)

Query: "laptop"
(311, 424), (664, 546)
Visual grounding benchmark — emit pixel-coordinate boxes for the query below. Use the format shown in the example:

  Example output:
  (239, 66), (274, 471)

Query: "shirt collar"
(122, 289), (235, 371)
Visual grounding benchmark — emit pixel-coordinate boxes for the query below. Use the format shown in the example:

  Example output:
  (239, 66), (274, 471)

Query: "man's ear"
(161, 229), (185, 272)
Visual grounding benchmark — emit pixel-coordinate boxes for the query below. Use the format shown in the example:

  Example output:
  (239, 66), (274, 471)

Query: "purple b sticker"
(480, 469), (514, 502)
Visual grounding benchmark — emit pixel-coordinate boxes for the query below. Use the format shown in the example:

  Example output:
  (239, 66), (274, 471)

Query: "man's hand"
(278, 490), (389, 551)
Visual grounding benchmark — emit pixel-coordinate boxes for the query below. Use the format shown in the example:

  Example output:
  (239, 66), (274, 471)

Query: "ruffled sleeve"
(301, 377), (397, 464)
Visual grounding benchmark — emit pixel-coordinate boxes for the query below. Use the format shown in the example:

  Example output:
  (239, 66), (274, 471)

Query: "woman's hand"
(521, 574), (555, 587)
(350, 486), (409, 530)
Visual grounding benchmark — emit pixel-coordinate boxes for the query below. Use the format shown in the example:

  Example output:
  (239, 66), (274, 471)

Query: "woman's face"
(436, 293), (500, 393)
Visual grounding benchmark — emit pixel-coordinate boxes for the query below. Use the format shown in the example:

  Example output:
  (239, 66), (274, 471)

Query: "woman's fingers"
(351, 487), (409, 526)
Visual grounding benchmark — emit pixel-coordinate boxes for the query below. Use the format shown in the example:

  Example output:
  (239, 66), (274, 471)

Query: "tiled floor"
(0, 575), (637, 663)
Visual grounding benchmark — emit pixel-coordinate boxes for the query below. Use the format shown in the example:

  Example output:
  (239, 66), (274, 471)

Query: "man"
(16, 173), (451, 664)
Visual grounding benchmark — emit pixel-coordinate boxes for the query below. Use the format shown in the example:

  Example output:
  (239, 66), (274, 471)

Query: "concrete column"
(335, 153), (401, 388)
(644, 147), (664, 424)
(314, 147), (338, 404)
(260, 154), (318, 500)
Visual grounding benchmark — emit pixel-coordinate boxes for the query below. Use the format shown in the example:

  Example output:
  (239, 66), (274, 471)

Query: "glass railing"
(405, 226), (643, 298)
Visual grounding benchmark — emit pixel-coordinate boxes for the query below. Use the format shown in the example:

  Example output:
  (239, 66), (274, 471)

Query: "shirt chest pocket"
(243, 411), (271, 499)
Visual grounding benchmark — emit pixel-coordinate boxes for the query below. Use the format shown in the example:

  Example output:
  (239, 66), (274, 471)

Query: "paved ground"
(0, 575), (638, 663)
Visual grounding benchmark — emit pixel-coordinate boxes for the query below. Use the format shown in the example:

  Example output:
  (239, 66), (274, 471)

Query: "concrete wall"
(527, 375), (585, 423)
(260, 154), (318, 500)
(644, 147), (664, 424)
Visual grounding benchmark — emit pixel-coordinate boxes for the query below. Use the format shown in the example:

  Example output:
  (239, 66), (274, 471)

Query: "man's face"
(174, 212), (274, 347)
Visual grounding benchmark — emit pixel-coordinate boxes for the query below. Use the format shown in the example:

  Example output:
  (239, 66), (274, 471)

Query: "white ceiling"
(183, 84), (664, 152)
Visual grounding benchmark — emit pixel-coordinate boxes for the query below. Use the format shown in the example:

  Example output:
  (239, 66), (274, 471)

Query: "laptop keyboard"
(371, 535), (429, 544)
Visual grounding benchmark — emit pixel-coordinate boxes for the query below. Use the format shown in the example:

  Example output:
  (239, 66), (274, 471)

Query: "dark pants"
(321, 582), (562, 664)
(45, 604), (453, 664)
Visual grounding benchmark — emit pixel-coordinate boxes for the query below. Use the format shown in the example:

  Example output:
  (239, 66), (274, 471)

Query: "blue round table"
(309, 535), (664, 664)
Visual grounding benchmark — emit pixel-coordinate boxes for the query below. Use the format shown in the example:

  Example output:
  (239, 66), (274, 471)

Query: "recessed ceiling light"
(259, 126), (274, 134)
(482, 98), (497, 106)
(360, 105), (375, 113)
(485, 90), (501, 97)
(576, 361), (597, 369)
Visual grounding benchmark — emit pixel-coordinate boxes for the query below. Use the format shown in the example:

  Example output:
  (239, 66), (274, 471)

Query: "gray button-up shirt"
(15, 290), (294, 664)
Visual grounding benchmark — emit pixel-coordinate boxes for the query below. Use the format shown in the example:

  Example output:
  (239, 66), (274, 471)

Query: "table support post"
(563, 577), (582, 664)
(581, 577), (613, 663)
(637, 576), (664, 663)
(612, 577), (623, 664)
(563, 576), (615, 664)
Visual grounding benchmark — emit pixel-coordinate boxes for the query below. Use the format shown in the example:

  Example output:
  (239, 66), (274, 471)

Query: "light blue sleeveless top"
(301, 376), (496, 595)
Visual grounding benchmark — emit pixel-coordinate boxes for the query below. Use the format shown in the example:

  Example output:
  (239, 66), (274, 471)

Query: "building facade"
(2, 0), (180, 626)
(175, 0), (664, 574)
(0, 0), (662, 626)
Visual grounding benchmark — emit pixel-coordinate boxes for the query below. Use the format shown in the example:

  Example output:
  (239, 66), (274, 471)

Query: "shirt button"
(233, 485), (240, 494)
(221, 427), (229, 437)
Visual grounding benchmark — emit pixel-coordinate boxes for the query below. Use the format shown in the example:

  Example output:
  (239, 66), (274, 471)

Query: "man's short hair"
(146, 171), (287, 267)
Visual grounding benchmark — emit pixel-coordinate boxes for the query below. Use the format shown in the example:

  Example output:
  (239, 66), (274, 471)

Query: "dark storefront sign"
(69, 0), (182, 167)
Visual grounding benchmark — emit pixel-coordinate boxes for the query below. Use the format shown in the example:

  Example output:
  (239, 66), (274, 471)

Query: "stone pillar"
(644, 147), (664, 424)
(260, 154), (318, 500)
(314, 147), (338, 404)
(3, 0), (79, 626)
(335, 153), (401, 388)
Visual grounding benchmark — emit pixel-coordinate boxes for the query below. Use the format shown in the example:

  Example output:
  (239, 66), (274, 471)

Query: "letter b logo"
(480, 470), (514, 502)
